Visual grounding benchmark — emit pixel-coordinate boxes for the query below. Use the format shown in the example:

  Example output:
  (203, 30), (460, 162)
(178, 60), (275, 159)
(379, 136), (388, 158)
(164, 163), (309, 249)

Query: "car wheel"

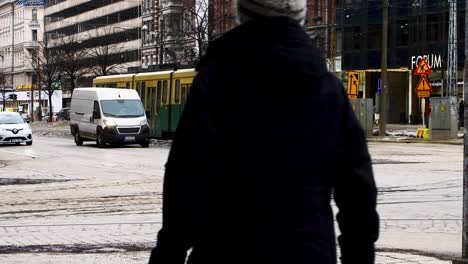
(74, 130), (83, 146)
(96, 131), (106, 148)
(26, 141), (32, 146)
(140, 142), (150, 148)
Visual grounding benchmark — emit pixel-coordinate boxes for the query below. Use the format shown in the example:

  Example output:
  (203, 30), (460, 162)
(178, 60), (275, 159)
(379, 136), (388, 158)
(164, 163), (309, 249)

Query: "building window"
(32, 9), (37, 21)
(32, 30), (37, 41)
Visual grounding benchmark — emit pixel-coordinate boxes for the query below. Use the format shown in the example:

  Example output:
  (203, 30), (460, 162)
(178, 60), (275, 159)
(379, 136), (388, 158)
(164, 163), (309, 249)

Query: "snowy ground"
(0, 136), (463, 263)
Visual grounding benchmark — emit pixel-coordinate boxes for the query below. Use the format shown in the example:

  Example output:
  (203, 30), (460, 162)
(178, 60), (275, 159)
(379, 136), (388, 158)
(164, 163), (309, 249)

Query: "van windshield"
(100, 100), (145, 118)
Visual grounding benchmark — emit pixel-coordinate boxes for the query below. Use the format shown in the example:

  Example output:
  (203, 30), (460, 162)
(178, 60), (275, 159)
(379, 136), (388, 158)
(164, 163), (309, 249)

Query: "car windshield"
(100, 99), (145, 118)
(0, 113), (24, 124)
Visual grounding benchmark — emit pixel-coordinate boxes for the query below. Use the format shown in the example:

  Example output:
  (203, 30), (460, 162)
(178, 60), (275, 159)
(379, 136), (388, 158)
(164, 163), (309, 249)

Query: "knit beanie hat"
(237, 0), (307, 25)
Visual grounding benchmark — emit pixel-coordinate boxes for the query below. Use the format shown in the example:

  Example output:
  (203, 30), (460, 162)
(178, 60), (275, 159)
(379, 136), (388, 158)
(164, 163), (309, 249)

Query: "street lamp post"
(0, 55), (4, 112)
(141, 24), (148, 69)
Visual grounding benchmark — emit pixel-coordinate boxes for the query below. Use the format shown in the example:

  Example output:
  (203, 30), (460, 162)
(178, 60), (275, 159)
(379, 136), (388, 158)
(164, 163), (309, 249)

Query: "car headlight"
(103, 119), (117, 127)
(139, 119), (147, 126)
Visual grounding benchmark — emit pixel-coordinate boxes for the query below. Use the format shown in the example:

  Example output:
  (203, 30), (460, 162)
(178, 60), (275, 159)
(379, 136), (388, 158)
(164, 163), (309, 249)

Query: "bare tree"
(55, 34), (89, 93)
(162, 0), (236, 63)
(27, 34), (62, 122)
(180, 0), (209, 59)
(87, 27), (126, 76)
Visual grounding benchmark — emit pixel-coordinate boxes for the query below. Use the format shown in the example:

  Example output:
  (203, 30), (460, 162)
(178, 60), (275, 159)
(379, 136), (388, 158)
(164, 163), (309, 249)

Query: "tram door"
(181, 84), (191, 111)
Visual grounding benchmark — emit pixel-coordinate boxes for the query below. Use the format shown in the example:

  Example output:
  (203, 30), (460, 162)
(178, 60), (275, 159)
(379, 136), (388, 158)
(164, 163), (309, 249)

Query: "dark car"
(56, 107), (70, 121)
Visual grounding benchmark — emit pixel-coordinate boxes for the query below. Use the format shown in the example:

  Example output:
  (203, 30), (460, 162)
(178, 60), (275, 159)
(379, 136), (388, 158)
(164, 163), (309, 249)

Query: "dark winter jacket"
(149, 17), (379, 264)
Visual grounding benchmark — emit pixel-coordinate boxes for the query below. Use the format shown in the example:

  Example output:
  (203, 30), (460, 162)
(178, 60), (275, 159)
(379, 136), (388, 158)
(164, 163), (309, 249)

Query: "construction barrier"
(416, 128), (430, 139)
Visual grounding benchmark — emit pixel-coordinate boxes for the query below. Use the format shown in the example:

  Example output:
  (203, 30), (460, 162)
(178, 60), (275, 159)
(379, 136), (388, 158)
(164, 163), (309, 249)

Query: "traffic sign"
(416, 75), (432, 92)
(415, 58), (433, 75)
(347, 71), (359, 99)
(417, 91), (431, 98)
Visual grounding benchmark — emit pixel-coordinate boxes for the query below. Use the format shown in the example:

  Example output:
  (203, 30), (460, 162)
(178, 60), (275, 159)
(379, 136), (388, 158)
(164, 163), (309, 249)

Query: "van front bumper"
(101, 125), (150, 144)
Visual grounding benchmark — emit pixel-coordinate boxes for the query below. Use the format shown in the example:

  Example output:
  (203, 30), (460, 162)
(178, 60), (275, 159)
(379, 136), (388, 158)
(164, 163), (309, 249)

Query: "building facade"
(305, 0), (339, 71)
(44, 0), (141, 83)
(0, 0), (44, 91)
(211, 0), (237, 40)
(142, 0), (159, 67)
(142, 0), (199, 68)
(337, 0), (465, 124)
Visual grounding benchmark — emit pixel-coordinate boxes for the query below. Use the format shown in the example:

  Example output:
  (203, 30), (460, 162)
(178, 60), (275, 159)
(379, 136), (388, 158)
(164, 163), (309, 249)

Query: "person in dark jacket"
(148, 0), (379, 263)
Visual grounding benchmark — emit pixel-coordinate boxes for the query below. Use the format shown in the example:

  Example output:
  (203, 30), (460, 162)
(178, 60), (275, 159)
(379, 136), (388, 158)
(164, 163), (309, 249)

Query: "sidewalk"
(368, 124), (464, 145)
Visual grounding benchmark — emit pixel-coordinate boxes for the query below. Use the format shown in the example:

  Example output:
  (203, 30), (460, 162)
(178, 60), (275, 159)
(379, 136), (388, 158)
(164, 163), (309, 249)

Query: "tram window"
(147, 87), (153, 112)
(181, 84), (190, 109)
(175, 80), (180, 103)
(136, 82), (141, 96)
(162, 80), (168, 104)
(141, 82), (146, 108)
(156, 83), (162, 113)
(126, 82), (130, 89)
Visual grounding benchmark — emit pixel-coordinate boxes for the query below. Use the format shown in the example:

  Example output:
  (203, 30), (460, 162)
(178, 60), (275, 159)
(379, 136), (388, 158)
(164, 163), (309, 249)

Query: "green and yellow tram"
(93, 69), (196, 138)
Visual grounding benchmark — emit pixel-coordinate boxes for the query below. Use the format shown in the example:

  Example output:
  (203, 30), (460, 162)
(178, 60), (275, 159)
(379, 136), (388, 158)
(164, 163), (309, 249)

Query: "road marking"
(0, 149), (38, 159)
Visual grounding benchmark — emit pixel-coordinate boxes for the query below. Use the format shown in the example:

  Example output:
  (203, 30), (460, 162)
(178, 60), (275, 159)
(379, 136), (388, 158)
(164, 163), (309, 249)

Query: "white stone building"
(142, 0), (198, 67)
(0, 0), (43, 90)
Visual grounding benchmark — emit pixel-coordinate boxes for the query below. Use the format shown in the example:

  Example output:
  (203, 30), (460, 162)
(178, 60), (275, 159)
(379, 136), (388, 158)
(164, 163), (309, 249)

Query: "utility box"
(349, 99), (373, 137)
(429, 96), (458, 140)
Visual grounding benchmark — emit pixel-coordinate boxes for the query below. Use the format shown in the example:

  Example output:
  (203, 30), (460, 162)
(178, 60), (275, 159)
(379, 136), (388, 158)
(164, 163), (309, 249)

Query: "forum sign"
(411, 54), (443, 70)
(15, 0), (44, 6)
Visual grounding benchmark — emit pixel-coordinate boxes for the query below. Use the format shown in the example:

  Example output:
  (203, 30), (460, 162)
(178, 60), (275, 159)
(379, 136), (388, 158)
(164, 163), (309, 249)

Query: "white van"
(70, 88), (151, 148)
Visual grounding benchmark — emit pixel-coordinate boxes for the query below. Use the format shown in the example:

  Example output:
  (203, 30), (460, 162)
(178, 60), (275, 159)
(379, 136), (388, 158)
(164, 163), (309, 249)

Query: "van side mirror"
(92, 110), (101, 120)
(145, 109), (151, 119)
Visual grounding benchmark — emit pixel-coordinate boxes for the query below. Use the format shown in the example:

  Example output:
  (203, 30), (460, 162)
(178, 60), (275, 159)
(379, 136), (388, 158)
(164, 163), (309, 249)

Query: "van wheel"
(96, 131), (106, 148)
(74, 130), (83, 146)
(26, 141), (32, 146)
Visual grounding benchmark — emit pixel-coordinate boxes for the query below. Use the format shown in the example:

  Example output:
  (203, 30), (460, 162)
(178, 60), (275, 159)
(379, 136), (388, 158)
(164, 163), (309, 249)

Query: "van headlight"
(139, 119), (148, 126)
(103, 119), (117, 127)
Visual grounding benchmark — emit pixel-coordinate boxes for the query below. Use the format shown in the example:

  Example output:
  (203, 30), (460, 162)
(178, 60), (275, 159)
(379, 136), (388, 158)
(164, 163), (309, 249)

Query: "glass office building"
(337, 0), (465, 124)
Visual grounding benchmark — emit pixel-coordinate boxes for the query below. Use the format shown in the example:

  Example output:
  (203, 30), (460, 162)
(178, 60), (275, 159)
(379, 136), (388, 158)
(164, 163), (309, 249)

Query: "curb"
(376, 247), (456, 262)
(368, 138), (463, 145)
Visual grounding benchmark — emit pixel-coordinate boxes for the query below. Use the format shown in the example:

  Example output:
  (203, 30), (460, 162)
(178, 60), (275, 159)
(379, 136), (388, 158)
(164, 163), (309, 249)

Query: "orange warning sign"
(415, 58), (433, 75)
(417, 91), (430, 98)
(416, 75), (432, 92)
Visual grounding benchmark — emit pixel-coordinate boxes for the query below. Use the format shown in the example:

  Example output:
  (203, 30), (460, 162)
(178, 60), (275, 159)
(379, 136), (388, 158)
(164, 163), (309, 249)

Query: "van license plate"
(11, 139), (21, 143)
(124, 136), (135, 142)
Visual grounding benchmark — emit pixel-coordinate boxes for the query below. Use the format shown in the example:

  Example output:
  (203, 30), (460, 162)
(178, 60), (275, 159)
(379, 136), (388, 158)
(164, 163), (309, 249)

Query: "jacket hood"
(197, 17), (328, 79)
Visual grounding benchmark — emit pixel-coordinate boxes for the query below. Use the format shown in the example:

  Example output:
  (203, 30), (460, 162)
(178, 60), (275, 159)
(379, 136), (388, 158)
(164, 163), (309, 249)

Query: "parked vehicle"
(20, 112), (31, 123)
(56, 107), (70, 121)
(70, 88), (151, 148)
(0, 112), (33, 145)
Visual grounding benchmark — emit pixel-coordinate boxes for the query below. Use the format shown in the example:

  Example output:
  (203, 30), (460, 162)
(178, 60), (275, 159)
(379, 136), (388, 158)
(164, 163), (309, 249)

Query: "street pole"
(0, 55), (4, 112)
(454, 1), (468, 263)
(462, 0), (468, 259)
(379, 0), (388, 136)
(329, 0), (336, 72)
